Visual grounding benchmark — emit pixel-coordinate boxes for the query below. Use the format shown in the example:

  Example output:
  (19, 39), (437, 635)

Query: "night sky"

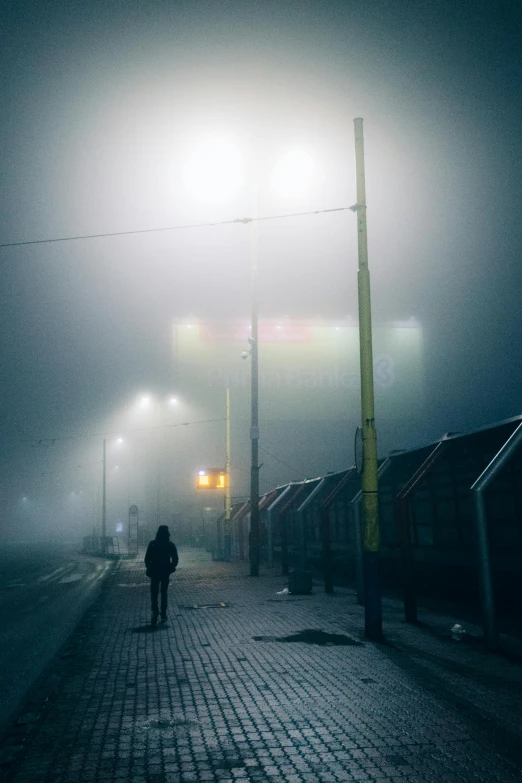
(1, 1), (521, 538)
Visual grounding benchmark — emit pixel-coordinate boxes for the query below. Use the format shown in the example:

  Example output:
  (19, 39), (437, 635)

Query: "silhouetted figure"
(145, 525), (179, 626)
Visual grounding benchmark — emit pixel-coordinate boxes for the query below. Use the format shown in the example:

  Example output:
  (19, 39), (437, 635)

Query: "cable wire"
(0, 206), (355, 249)
(259, 445), (308, 479)
(16, 417), (226, 446)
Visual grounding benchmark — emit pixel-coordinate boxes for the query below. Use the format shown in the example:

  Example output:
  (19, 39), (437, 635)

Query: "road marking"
(37, 566), (69, 583)
(59, 574), (83, 584)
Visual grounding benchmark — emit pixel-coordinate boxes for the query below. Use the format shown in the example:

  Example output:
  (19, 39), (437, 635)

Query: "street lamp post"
(249, 188), (260, 577)
(101, 438), (107, 555)
(224, 387), (232, 560)
(184, 139), (315, 577)
(353, 117), (382, 640)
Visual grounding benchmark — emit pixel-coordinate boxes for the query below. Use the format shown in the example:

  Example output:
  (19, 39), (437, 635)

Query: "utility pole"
(101, 438), (107, 555)
(249, 187), (260, 577)
(224, 388), (232, 560)
(155, 430), (162, 529)
(353, 118), (382, 640)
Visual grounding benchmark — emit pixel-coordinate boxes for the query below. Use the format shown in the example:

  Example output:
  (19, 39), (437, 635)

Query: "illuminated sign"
(175, 318), (423, 421)
(196, 469), (227, 490)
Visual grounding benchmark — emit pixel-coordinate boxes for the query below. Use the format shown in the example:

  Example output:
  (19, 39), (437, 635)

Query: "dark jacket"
(144, 540), (179, 579)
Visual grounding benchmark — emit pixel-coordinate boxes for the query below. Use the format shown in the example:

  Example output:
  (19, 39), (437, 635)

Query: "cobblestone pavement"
(1, 549), (522, 783)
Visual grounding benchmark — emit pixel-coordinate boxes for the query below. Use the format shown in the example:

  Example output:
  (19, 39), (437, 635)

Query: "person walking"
(145, 525), (179, 626)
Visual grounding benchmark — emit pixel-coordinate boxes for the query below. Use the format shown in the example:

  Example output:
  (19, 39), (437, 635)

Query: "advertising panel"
(174, 318), (423, 421)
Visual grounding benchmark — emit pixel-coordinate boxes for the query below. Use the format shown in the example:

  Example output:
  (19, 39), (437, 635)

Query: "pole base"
(363, 551), (383, 641)
(223, 535), (231, 562)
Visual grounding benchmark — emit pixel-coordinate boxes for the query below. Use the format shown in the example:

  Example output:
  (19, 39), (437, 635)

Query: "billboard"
(174, 318), (423, 421)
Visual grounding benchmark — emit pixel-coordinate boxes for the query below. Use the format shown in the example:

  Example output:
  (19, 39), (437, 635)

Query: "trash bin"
(288, 569), (313, 595)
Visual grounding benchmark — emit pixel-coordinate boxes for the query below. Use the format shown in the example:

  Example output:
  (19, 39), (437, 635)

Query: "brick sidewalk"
(2, 548), (522, 783)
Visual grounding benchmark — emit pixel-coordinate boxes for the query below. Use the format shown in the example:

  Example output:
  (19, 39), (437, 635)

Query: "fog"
(1, 0), (520, 542)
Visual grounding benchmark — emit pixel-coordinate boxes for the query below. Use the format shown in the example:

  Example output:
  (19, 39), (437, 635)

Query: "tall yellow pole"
(353, 118), (382, 640)
(224, 387), (232, 560)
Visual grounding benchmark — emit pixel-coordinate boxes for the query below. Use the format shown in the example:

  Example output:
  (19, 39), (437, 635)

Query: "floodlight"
(184, 138), (244, 204)
(271, 149), (315, 198)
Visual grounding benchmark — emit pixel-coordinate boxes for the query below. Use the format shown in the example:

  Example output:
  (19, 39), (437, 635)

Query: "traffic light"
(196, 468), (227, 490)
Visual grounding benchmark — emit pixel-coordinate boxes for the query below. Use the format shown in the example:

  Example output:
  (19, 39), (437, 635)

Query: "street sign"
(129, 505), (138, 515)
(196, 469), (227, 490)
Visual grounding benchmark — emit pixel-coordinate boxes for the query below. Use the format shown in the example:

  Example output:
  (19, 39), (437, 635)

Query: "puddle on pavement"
(214, 758), (246, 770)
(180, 603), (228, 609)
(384, 754), (408, 766)
(136, 714), (199, 736)
(253, 629), (362, 646)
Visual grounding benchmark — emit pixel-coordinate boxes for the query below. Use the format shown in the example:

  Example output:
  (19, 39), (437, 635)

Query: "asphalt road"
(0, 540), (113, 732)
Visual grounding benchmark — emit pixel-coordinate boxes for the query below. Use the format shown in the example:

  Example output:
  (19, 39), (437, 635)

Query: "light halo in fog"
(270, 149), (315, 198)
(183, 138), (244, 204)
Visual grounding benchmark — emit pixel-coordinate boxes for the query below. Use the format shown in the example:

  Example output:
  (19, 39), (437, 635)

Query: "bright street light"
(184, 138), (316, 205)
(183, 138), (244, 204)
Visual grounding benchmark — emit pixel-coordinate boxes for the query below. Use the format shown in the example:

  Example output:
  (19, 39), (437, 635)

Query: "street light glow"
(184, 138), (243, 204)
(168, 396), (178, 405)
(138, 394), (151, 408)
(271, 149), (315, 198)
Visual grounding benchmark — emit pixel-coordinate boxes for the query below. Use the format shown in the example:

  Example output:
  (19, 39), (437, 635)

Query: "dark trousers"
(150, 575), (170, 614)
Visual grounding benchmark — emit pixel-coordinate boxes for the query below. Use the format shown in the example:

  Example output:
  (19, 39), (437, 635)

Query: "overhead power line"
(259, 445), (308, 479)
(0, 206), (355, 249)
(16, 417), (226, 447)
